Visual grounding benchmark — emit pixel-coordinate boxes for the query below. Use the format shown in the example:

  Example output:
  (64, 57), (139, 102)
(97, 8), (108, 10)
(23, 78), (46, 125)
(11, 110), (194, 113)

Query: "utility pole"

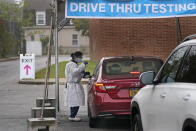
(176, 17), (182, 45)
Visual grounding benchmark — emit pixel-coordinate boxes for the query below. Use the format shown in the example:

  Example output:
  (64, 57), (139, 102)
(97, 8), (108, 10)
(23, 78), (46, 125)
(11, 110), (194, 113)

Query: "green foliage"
(72, 19), (89, 36)
(0, 20), (17, 57)
(35, 60), (97, 79)
(40, 36), (49, 45)
(0, 0), (33, 57)
(40, 36), (49, 55)
(0, 32), (14, 57)
(85, 60), (97, 75)
(0, 0), (33, 27)
(0, 2), (21, 22)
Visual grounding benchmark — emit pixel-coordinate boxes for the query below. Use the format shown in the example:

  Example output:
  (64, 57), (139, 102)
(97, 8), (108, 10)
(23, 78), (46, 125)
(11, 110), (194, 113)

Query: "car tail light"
(94, 83), (117, 93)
(130, 71), (141, 78)
(130, 71), (140, 75)
(94, 83), (107, 93)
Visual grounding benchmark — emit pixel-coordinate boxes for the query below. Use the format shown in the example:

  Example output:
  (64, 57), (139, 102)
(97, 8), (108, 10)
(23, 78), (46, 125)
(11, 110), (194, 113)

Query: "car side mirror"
(140, 71), (155, 85)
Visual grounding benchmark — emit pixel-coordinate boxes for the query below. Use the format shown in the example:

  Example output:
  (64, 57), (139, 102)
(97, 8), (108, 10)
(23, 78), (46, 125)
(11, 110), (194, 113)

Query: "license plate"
(130, 88), (140, 97)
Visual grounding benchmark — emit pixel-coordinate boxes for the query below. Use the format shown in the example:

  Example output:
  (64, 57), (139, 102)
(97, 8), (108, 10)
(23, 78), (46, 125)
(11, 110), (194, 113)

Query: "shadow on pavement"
(96, 118), (131, 130)
(58, 114), (131, 131)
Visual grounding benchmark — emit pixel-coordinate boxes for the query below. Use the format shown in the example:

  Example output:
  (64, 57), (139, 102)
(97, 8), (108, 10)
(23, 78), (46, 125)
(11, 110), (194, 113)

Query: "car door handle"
(183, 94), (191, 101)
(160, 92), (167, 98)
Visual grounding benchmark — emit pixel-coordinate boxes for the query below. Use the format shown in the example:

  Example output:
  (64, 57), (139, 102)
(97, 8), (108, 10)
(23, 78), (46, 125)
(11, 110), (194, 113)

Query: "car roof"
(179, 39), (196, 47)
(102, 55), (162, 61)
(173, 39), (196, 52)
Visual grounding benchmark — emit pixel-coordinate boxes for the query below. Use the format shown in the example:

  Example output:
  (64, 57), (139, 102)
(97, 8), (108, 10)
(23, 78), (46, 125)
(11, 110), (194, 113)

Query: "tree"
(0, 32), (16, 57)
(40, 36), (49, 55)
(0, 0), (33, 26)
(0, 0), (33, 57)
(72, 19), (89, 36)
(0, 22), (14, 57)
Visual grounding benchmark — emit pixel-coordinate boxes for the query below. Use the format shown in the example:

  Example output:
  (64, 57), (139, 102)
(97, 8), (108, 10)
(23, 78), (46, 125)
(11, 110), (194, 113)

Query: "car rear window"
(103, 58), (162, 78)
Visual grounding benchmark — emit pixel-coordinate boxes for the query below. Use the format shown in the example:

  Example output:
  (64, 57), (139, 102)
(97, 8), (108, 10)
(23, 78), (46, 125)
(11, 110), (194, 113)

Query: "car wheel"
(132, 114), (143, 131)
(88, 106), (97, 128)
(183, 119), (196, 131)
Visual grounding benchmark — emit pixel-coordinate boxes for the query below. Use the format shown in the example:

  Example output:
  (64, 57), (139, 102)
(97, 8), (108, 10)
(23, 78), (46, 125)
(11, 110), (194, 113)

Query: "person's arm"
(71, 63), (86, 75)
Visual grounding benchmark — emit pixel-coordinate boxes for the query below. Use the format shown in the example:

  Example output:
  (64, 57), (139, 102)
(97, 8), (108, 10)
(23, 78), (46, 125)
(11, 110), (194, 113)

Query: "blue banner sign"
(65, 0), (196, 19)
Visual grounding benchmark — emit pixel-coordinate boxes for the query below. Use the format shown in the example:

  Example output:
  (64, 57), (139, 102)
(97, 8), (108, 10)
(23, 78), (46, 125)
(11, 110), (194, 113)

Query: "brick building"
(89, 17), (196, 61)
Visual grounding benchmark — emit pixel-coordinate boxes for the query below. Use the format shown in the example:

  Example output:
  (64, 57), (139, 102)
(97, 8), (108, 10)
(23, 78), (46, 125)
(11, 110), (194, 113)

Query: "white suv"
(131, 35), (196, 131)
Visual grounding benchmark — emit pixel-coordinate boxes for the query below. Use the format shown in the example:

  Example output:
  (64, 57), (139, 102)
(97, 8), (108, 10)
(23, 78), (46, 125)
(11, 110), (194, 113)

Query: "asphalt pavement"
(0, 56), (130, 131)
(0, 56), (69, 131)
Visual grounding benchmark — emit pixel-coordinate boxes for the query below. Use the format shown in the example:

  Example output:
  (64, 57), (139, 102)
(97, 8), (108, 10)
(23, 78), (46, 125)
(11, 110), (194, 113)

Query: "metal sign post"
(55, 0), (60, 112)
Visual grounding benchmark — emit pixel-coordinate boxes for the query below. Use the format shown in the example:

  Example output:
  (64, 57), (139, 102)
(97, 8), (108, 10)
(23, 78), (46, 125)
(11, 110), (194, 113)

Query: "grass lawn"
(35, 60), (97, 79)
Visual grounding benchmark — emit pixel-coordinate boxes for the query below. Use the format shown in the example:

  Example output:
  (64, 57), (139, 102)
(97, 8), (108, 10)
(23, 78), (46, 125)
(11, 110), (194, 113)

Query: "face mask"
(77, 58), (82, 63)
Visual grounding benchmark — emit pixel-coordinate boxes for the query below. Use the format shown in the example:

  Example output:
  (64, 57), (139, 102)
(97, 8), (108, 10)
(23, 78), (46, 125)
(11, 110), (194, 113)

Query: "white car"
(131, 34), (196, 131)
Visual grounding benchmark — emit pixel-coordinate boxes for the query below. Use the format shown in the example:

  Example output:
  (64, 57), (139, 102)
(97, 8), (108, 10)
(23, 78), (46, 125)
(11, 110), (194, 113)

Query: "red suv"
(87, 56), (163, 128)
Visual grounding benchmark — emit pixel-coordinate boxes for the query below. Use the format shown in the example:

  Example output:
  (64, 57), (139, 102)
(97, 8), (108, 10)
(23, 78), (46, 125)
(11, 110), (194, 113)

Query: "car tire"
(132, 114), (143, 131)
(183, 119), (196, 131)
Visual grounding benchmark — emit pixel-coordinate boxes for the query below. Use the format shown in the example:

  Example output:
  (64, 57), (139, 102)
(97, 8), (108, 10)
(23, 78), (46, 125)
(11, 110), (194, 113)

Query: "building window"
(72, 34), (78, 45)
(36, 12), (46, 26)
(31, 35), (34, 41)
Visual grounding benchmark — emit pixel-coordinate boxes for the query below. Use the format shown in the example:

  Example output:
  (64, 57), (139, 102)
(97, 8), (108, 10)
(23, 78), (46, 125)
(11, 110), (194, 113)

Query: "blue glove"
(83, 61), (88, 65)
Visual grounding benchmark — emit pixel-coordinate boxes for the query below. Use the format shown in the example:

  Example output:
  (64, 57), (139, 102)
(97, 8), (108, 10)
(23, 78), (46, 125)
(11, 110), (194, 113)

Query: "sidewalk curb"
(18, 78), (89, 85)
(18, 80), (63, 85)
(0, 57), (19, 62)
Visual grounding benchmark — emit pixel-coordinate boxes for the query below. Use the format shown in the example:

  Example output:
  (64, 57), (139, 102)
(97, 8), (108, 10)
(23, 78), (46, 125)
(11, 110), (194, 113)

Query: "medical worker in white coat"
(65, 51), (88, 121)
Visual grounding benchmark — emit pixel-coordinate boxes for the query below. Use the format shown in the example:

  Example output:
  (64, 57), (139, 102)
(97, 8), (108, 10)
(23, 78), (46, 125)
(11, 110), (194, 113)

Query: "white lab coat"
(64, 61), (86, 107)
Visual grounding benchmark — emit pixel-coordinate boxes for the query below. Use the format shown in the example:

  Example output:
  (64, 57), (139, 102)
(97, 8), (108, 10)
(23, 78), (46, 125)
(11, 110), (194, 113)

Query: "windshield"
(103, 58), (162, 78)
